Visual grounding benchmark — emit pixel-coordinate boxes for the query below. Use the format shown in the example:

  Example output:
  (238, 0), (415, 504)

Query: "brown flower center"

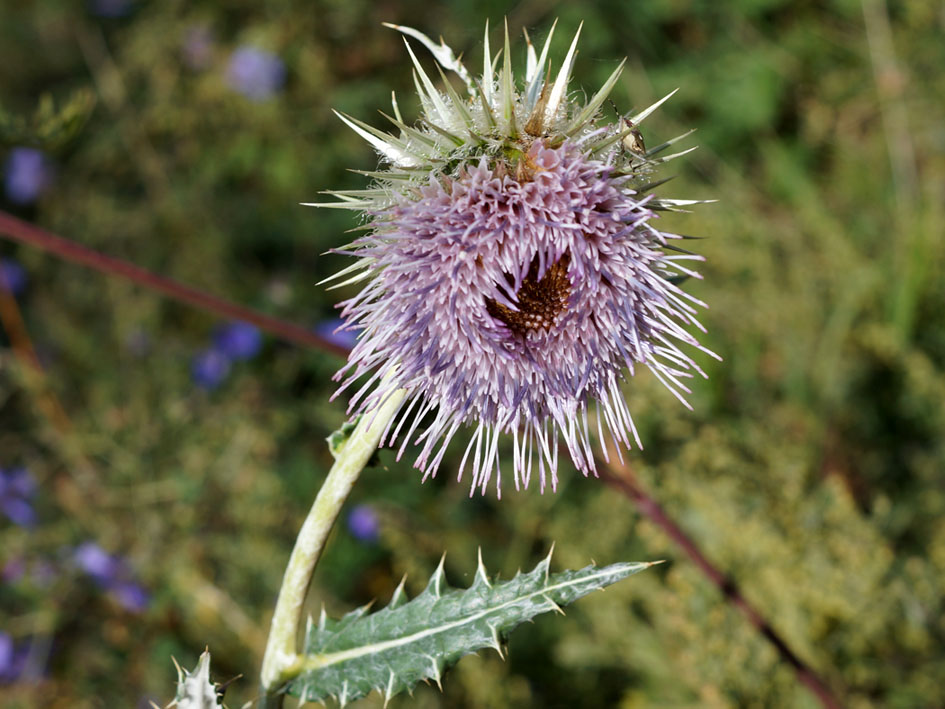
(486, 253), (571, 335)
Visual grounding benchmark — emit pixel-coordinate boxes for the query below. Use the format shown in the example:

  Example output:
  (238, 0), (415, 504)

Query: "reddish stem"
(0, 210), (350, 358)
(598, 461), (843, 709)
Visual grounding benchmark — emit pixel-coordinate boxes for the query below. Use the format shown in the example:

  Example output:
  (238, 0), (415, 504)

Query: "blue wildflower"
(347, 504), (380, 543)
(112, 580), (150, 613)
(0, 259), (27, 296)
(3, 148), (53, 205)
(88, 0), (133, 17)
(73, 542), (150, 613)
(191, 348), (231, 389)
(226, 47), (285, 101)
(73, 541), (119, 584)
(0, 467), (36, 527)
(0, 632), (27, 683)
(213, 321), (262, 360)
(314, 318), (359, 351)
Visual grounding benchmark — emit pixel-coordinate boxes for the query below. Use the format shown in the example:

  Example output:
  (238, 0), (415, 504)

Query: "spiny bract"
(311, 21), (716, 496)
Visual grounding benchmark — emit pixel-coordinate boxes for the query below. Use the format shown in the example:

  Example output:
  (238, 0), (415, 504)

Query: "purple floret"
(314, 318), (360, 350)
(3, 148), (53, 205)
(347, 504), (380, 543)
(112, 580), (150, 612)
(191, 348), (231, 389)
(213, 321), (262, 360)
(0, 632), (27, 683)
(226, 47), (285, 101)
(0, 467), (36, 527)
(2, 558), (25, 583)
(88, 0), (133, 18)
(0, 259), (27, 296)
(74, 541), (120, 584)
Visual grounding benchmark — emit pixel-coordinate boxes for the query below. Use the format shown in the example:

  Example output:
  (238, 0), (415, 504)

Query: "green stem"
(258, 388), (406, 705)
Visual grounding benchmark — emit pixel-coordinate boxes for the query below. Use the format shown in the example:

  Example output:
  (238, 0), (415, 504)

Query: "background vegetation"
(1, 0), (943, 706)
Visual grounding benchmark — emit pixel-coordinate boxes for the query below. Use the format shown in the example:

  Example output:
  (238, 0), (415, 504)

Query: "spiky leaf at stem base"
(285, 553), (656, 706)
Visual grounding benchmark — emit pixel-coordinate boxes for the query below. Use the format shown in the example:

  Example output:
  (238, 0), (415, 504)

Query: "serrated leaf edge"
(295, 561), (652, 673)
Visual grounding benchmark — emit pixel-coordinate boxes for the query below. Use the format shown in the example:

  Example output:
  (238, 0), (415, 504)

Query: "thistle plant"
(316, 21), (715, 496)
(250, 20), (711, 707)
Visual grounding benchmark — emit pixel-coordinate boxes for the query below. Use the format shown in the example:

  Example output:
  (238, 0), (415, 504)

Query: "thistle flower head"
(312, 21), (716, 495)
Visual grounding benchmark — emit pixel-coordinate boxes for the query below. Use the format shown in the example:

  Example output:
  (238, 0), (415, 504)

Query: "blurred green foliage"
(0, 90), (96, 151)
(0, 0), (943, 707)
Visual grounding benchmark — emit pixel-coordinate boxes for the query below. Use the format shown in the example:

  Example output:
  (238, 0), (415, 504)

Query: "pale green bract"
(171, 650), (222, 709)
(326, 417), (359, 460)
(285, 551), (656, 706)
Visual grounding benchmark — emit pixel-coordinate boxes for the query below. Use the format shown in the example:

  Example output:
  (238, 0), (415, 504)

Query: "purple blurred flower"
(0, 467), (36, 527)
(182, 26), (214, 71)
(226, 47), (285, 101)
(88, 0), (133, 17)
(112, 580), (150, 613)
(315, 318), (359, 351)
(74, 541), (119, 584)
(191, 348), (230, 389)
(2, 557), (25, 583)
(213, 321), (262, 360)
(73, 542), (149, 612)
(0, 259), (27, 296)
(0, 632), (27, 683)
(0, 633), (12, 669)
(347, 504), (380, 543)
(3, 148), (53, 205)
(335, 141), (711, 494)
(322, 25), (715, 496)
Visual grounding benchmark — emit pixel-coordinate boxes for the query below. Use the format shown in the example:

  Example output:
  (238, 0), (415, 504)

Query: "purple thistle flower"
(347, 504), (380, 543)
(3, 148), (53, 205)
(0, 467), (36, 527)
(313, 23), (716, 495)
(0, 633), (12, 671)
(191, 348), (231, 389)
(213, 321), (263, 360)
(226, 47), (285, 101)
(0, 258), (27, 296)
